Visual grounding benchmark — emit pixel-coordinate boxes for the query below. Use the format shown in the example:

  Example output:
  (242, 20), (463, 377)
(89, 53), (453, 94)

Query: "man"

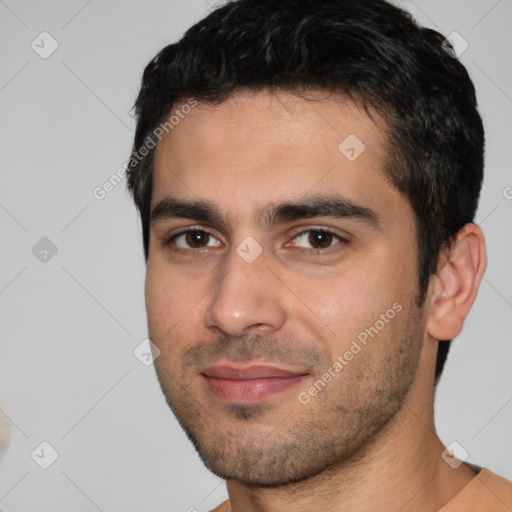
(126, 0), (512, 510)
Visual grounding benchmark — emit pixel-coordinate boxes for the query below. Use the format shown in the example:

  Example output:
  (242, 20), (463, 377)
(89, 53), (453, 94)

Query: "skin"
(145, 90), (487, 512)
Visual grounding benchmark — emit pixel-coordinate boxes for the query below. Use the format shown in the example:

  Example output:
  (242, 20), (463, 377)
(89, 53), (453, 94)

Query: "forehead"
(151, 90), (404, 226)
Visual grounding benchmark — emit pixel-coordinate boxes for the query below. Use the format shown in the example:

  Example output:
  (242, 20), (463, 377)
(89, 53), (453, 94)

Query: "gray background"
(0, 0), (511, 510)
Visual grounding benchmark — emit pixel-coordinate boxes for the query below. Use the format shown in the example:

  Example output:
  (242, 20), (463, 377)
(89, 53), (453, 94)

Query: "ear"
(426, 224), (487, 340)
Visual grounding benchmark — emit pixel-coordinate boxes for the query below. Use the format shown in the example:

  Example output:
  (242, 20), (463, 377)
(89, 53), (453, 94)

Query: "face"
(146, 90), (426, 486)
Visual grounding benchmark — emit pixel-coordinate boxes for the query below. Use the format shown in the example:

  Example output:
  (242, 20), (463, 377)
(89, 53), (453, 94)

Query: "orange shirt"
(439, 468), (512, 511)
(210, 468), (512, 512)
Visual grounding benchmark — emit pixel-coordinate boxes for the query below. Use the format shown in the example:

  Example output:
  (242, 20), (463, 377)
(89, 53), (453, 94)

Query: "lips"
(201, 364), (308, 403)
(203, 365), (305, 379)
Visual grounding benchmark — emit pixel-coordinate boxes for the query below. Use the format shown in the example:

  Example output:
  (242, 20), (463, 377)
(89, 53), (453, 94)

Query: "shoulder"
(440, 467), (512, 511)
(477, 468), (512, 500)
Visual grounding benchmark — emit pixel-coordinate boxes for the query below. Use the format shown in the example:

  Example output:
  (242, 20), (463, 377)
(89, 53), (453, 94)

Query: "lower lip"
(202, 375), (307, 403)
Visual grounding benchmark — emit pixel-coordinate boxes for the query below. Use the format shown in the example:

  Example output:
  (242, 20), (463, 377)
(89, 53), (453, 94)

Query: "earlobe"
(426, 224), (487, 341)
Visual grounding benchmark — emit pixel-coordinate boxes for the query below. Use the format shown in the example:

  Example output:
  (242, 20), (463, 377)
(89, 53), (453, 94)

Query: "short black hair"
(126, 0), (484, 385)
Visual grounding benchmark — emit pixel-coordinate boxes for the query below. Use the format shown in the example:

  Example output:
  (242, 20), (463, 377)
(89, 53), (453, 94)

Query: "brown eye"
(185, 230), (210, 248)
(166, 229), (222, 251)
(291, 229), (346, 251)
(308, 230), (334, 249)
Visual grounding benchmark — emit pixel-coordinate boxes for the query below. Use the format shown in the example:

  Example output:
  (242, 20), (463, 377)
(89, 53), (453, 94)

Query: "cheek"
(297, 256), (415, 347)
(145, 262), (207, 347)
(281, 267), (381, 354)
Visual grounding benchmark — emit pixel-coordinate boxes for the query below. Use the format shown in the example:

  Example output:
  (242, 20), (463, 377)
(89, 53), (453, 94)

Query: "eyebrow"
(150, 195), (380, 230)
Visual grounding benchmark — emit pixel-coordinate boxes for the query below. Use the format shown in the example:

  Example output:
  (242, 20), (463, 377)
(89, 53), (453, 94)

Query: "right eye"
(164, 228), (222, 252)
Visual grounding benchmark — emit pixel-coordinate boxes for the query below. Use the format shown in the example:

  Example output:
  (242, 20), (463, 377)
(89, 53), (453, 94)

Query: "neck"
(225, 359), (475, 512)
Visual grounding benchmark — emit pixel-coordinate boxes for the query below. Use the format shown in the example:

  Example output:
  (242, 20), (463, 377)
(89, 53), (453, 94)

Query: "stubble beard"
(153, 301), (425, 487)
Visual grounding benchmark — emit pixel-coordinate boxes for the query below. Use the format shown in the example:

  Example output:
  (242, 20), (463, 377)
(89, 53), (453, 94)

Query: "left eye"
(291, 230), (345, 250)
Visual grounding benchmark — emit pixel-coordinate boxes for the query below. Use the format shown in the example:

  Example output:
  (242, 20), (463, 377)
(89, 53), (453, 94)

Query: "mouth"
(201, 363), (309, 404)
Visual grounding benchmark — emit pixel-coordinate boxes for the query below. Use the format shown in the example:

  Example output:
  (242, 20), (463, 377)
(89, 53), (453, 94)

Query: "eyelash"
(162, 227), (349, 255)
(163, 227), (218, 255)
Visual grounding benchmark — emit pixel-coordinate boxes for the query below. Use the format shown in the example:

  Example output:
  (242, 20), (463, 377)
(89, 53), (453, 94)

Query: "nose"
(203, 244), (287, 337)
